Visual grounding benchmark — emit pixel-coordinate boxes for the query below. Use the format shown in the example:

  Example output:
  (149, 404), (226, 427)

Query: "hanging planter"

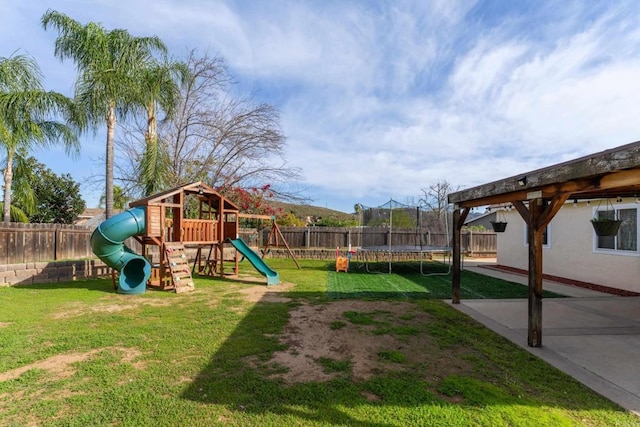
(490, 221), (508, 232)
(590, 218), (621, 236)
(490, 206), (508, 232)
(591, 199), (621, 236)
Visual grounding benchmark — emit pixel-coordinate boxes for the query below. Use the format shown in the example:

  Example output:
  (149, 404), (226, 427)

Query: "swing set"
(238, 213), (301, 269)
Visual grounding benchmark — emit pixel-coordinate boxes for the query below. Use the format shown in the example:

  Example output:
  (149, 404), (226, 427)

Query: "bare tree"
(117, 50), (304, 202)
(419, 180), (459, 233)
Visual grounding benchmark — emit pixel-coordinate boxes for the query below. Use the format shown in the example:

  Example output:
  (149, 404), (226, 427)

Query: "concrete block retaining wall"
(0, 259), (111, 287)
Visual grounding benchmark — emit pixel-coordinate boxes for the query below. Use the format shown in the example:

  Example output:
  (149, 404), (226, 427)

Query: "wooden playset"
(111, 181), (300, 292)
(127, 181), (242, 291)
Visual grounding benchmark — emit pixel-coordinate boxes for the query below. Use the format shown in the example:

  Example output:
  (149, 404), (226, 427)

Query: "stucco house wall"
(497, 197), (640, 293)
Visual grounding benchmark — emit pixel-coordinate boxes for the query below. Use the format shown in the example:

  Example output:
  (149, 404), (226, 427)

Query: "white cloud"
(4, 1), (640, 211)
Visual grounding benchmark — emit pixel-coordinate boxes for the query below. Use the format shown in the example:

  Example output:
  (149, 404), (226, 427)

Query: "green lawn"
(0, 259), (636, 426)
(327, 260), (564, 300)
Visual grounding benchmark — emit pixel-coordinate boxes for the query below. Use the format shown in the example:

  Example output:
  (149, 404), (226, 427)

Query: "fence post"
(54, 227), (61, 260)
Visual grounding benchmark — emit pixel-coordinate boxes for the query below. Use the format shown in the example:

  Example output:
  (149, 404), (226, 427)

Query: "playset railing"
(181, 219), (218, 243)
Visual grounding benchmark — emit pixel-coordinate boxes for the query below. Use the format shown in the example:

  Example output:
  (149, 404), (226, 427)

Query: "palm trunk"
(2, 150), (14, 224)
(105, 102), (116, 219)
(143, 103), (158, 196)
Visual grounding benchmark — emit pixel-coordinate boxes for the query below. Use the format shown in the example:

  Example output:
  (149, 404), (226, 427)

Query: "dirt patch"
(52, 297), (173, 319)
(238, 281), (296, 303)
(0, 322), (12, 328)
(254, 300), (473, 384)
(361, 391), (382, 401)
(0, 347), (142, 382)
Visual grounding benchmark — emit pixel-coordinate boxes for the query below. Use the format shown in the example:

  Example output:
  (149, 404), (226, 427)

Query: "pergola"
(448, 140), (640, 347)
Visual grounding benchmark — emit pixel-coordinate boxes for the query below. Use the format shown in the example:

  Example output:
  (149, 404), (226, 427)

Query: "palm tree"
(0, 52), (79, 223)
(99, 185), (129, 210)
(41, 10), (167, 218)
(138, 58), (188, 196)
(0, 203), (28, 223)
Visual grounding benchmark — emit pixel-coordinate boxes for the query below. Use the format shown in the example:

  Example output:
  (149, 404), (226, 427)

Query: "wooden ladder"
(164, 243), (195, 293)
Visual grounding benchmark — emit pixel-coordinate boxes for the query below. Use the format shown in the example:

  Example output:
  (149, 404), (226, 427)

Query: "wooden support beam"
(451, 207), (468, 304)
(218, 200), (226, 277)
(537, 193), (570, 230)
(512, 201), (530, 226)
(238, 213), (275, 220)
(527, 198), (545, 347)
(172, 192), (183, 242)
(597, 168), (640, 190)
(266, 222), (300, 269)
(449, 143), (640, 206)
(262, 222), (301, 268)
(452, 168), (640, 209)
(455, 189), (532, 209)
(507, 194), (570, 348)
(459, 207), (470, 225)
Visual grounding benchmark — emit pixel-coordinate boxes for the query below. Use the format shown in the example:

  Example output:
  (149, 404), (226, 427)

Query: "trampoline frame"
(357, 245), (453, 275)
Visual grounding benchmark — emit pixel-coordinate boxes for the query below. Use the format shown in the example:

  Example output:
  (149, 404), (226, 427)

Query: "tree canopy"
(0, 51), (79, 223)
(15, 157), (86, 224)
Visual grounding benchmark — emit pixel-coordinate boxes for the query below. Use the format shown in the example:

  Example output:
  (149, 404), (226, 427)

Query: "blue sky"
(3, 1), (640, 212)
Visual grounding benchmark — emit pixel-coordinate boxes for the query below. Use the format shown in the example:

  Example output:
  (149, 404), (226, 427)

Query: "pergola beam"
(453, 170), (640, 209)
(449, 141), (640, 207)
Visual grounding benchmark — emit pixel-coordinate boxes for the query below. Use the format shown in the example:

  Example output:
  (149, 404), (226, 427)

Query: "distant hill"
(266, 201), (355, 222)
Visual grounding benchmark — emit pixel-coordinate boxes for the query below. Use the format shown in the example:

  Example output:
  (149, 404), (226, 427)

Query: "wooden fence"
(0, 223), (95, 264)
(260, 227), (496, 256)
(0, 224), (496, 266)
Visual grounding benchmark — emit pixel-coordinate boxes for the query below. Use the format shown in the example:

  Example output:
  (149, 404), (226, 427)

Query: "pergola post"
(515, 194), (569, 347)
(452, 206), (469, 304)
(527, 198), (545, 347)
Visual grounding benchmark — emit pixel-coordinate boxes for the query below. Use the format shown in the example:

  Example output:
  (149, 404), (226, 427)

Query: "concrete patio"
(448, 262), (640, 416)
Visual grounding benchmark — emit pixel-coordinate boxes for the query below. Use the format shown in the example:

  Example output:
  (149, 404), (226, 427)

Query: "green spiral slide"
(90, 206), (151, 294)
(227, 238), (280, 286)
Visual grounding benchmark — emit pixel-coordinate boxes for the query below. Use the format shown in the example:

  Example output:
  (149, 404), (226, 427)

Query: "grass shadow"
(10, 277), (115, 293)
(182, 288), (627, 425)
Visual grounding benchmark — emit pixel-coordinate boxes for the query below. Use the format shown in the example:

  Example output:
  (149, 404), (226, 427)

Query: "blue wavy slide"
(90, 207), (151, 294)
(227, 238), (280, 286)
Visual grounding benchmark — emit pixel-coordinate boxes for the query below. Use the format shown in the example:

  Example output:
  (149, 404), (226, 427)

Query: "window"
(524, 224), (550, 247)
(594, 206), (638, 254)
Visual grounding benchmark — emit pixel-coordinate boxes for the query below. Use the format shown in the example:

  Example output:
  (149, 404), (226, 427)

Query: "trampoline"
(353, 199), (454, 276)
(358, 245), (453, 275)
